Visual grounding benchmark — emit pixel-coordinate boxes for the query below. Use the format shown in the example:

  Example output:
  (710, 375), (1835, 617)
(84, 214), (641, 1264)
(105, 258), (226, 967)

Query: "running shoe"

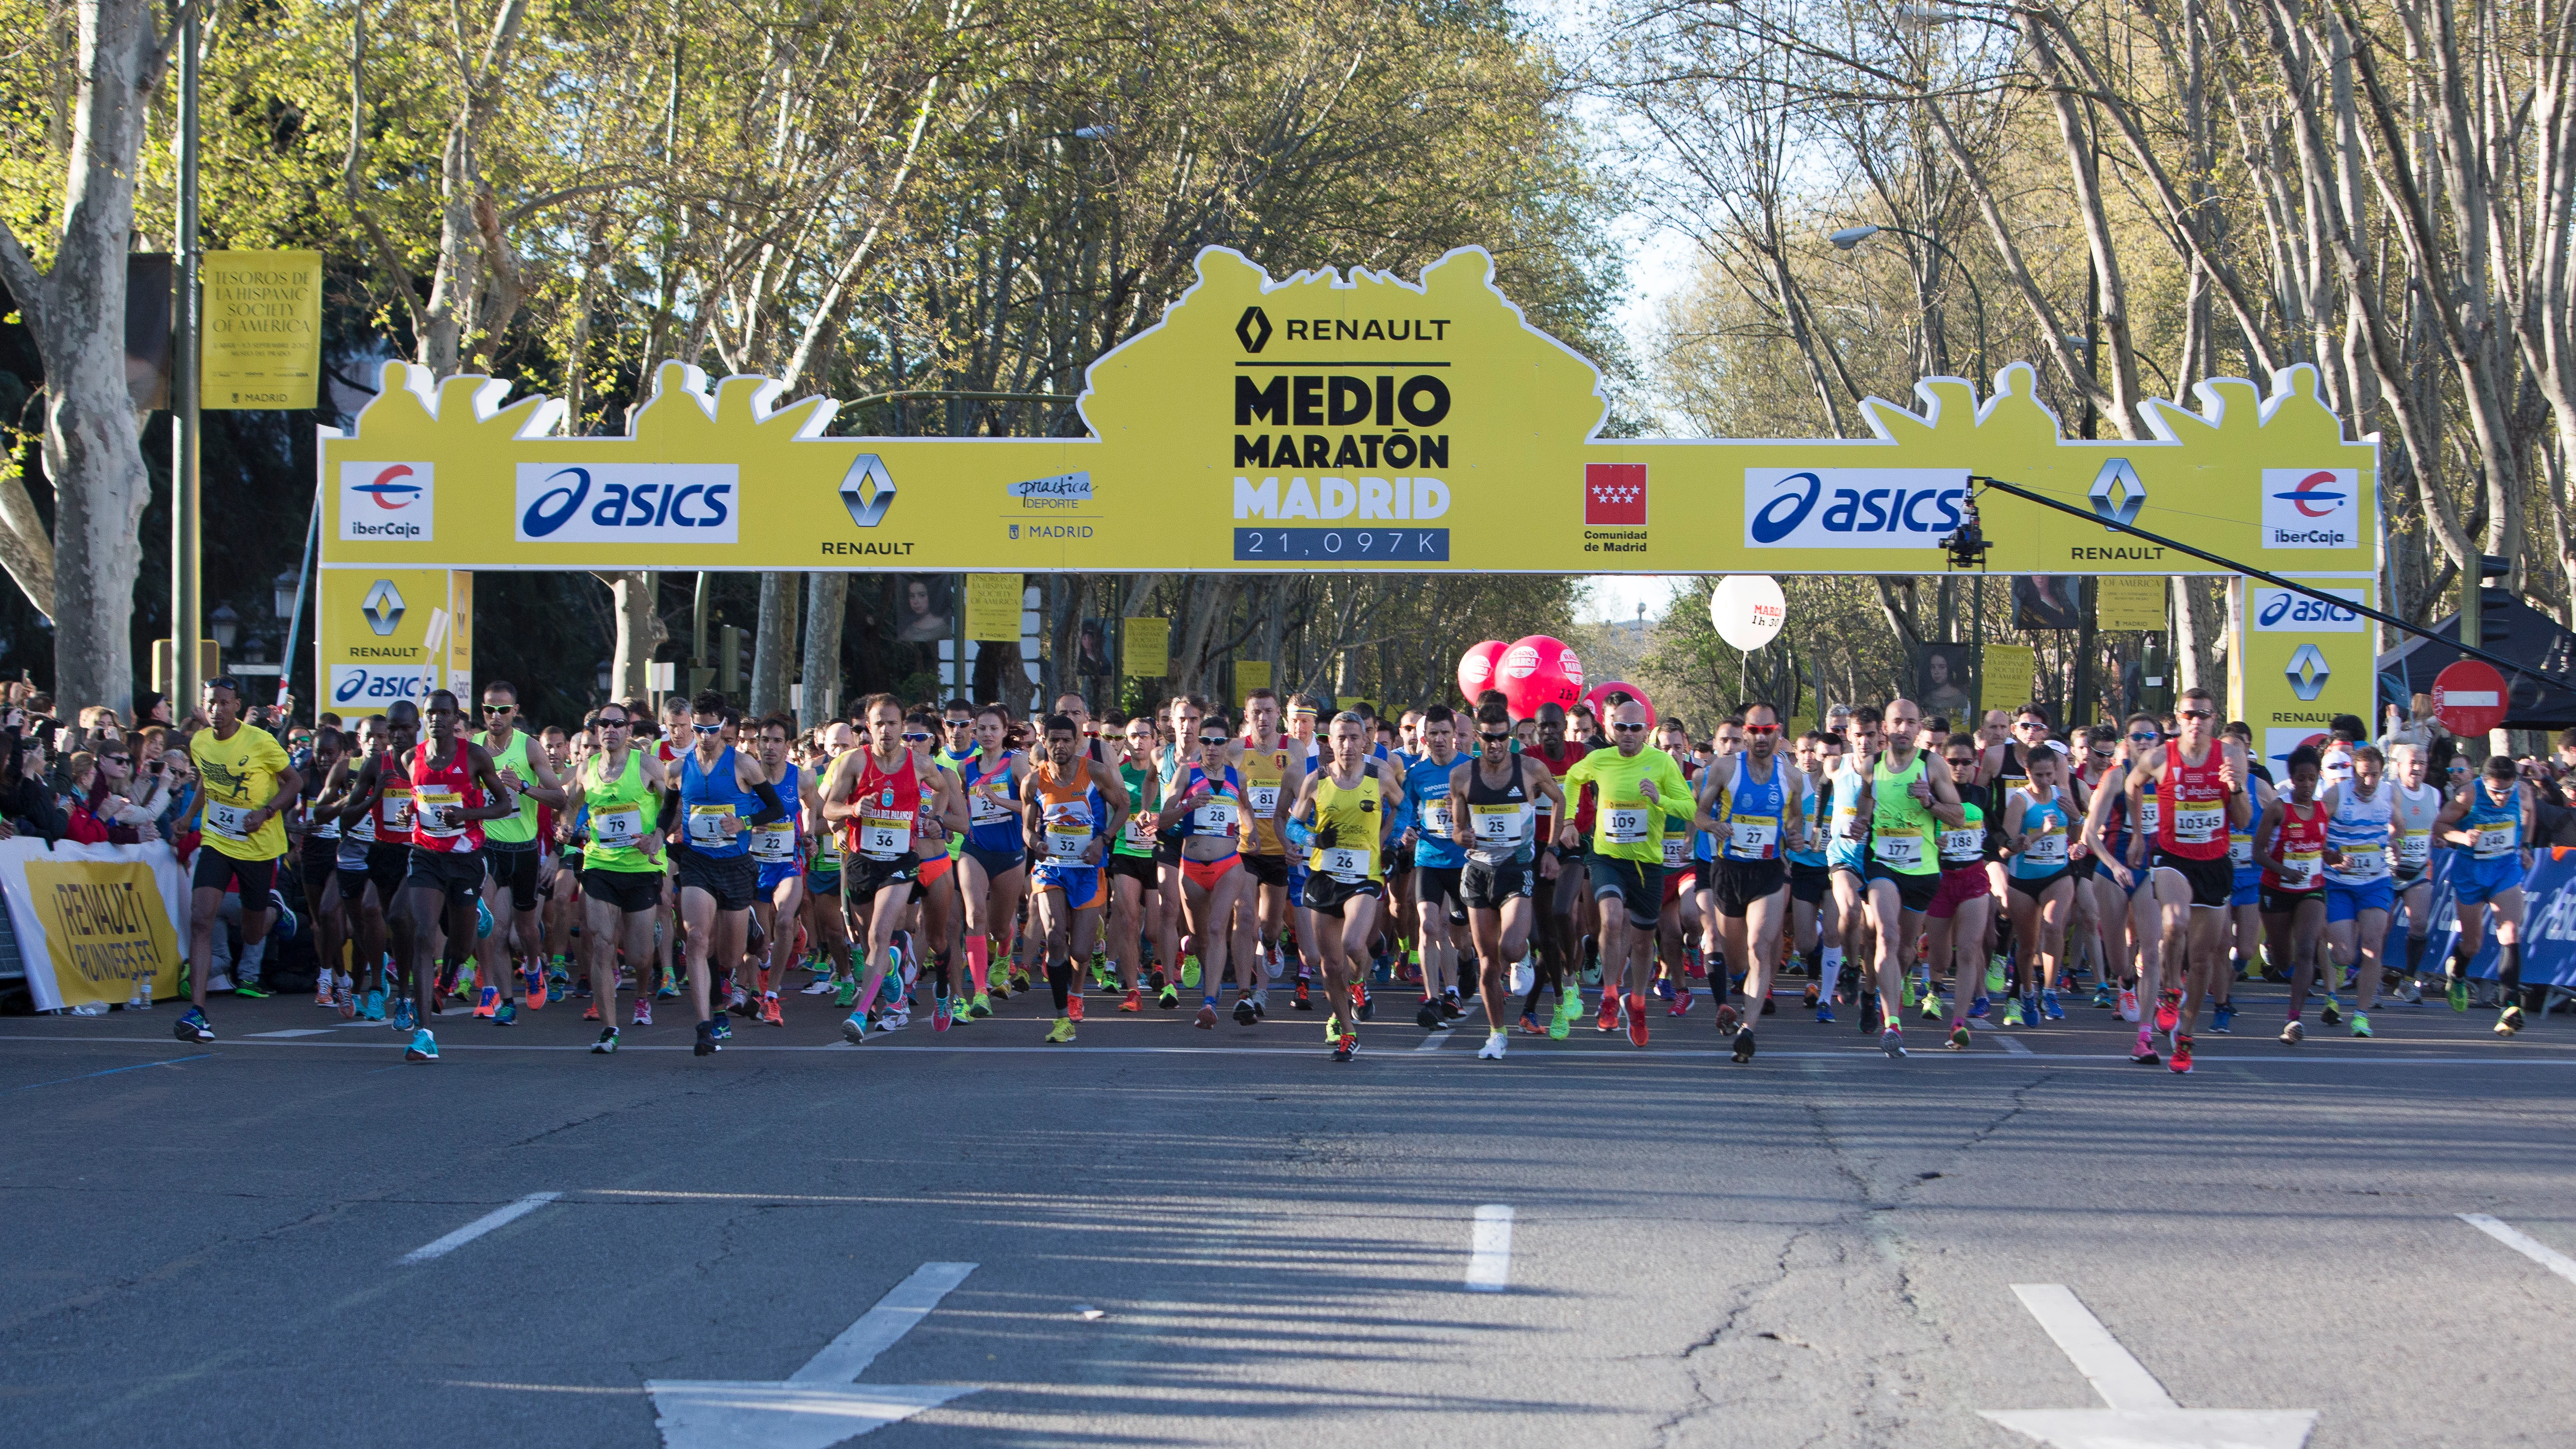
(1801, 982), (1819, 1008)
(2320, 999), (2343, 1027)
(174, 1006), (214, 1043)
(2154, 991), (2179, 1035)
(592, 1027), (618, 1054)
(988, 977), (1010, 1002)
(1654, 976), (1676, 1003)
(2019, 994), (2040, 1027)
(1046, 1016), (1077, 1044)
(1667, 993), (1693, 1018)
(2169, 1034), (2194, 1074)
(694, 1020), (720, 1056)
(1235, 997), (1259, 1027)
(2002, 997), (2025, 1028)
(969, 991), (993, 1019)
(2399, 979), (2424, 1005)
(313, 976), (335, 1007)
(1918, 991), (1943, 1022)
(1596, 993), (1620, 1033)
(582, 1001), (600, 1022)
(494, 1001), (517, 1027)
(2350, 1011), (2372, 1038)
(1547, 996), (1575, 1041)
(1626, 993), (1649, 1048)
(931, 993), (951, 1032)
(1984, 957), (2008, 994)
(1292, 979), (1312, 1011)
(1715, 1002), (1741, 1035)
(834, 977), (860, 1010)
(474, 985), (499, 1020)
(1967, 994), (1989, 1020)
(393, 998), (417, 1032)
(1760, 995), (1775, 1016)
(2279, 1018), (2304, 1045)
(1068, 993), (1085, 1023)
(2130, 1036), (2160, 1065)
(550, 966), (573, 999)
(1815, 1000), (1835, 1024)
(406, 1028), (439, 1061)
(657, 970), (679, 1001)
(232, 978), (271, 1000)
(1180, 957), (1202, 989)
(336, 977), (356, 1019)
(1120, 988), (1142, 1013)
(840, 1013), (869, 1045)
(1945, 1025), (1971, 1051)
(1195, 1002), (1218, 1030)
(2211, 1002), (2236, 1034)
(1415, 998), (1442, 1030)
(1354, 983), (1373, 1021)
(2449, 976), (2470, 1012)
(2040, 989), (2064, 1021)
(1880, 1025), (1906, 1059)
(1731, 1026), (1755, 1063)
(1332, 1032), (1357, 1061)
(801, 977), (837, 996)
(2117, 987), (2139, 1022)
(633, 1000), (653, 1027)
(1477, 1032), (1506, 1060)
(2091, 984), (2114, 1010)
(711, 1013), (733, 1041)
(1519, 1011), (1543, 1034)
(527, 969), (548, 1011)
(761, 993), (784, 1027)
(1160, 985), (1181, 1011)
(2497, 1004), (2527, 1036)
(363, 988), (386, 1022)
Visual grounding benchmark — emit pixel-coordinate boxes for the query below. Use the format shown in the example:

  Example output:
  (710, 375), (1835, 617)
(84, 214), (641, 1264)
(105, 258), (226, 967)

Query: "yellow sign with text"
(2095, 576), (2166, 632)
(318, 568), (474, 713)
(965, 574), (1024, 642)
(1236, 659), (1272, 704)
(25, 859), (181, 1006)
(203, 249), (322, 410)
(1982, 644), (2036, 715)
(1124, 618), (1170, 678)
(2229, 578), (2376, 780)
(317, 249), (2377, 579)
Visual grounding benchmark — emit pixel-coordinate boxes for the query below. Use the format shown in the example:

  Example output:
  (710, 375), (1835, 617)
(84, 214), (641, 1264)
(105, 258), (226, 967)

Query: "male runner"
(822, 694), (957, 1044)
(1557, 699), (1692, 1049)
(561, 701), (672, 1052)
(746, 715), (809, 1026)
(1823, 709), (1882, 1023)
(397, 690), (521, 1061)
(1857, 696), (1966, 1058)
(1450, 699), (1568, 1058)
(473, 681), (567, 1016)
(2386, 741), (2445, 1003)
(1695, 700), (1806, 1062)
(1401, 705), (1472, 1028)
(1022, 713), (1129, 1043)
(2317, 743), (2394, 1037)
(1526, 701), (1591, 1027)
(2437, 753), (2538, 1034)
(1235, 688), (1305, 996)
(2123, 686), (2252, 1071)
(1288, 710), (1404, 1060)
(174, 677), (301, 1044)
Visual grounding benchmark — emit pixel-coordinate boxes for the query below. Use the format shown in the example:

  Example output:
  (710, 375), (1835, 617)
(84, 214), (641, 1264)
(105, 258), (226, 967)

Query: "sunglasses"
(2179, 708), (2213, 719)
(691, 722), (721, 734)
(1744, 724), (1780, 735)
(1478, 731), (1511, 742)
(481, 703), (513, 714)
(945, 719), (973, 729)
(1612, 722), (1648, 732)
(903, 731), (932, 742)
(2129, 732), (2158, 742)
(598, 718), (629, 728)
(1198, 735), (1230, 746)
(2015, 720), (2044, 730)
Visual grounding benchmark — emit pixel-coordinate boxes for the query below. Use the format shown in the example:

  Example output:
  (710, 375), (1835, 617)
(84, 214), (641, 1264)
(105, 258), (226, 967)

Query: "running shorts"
(403, 848), (486, 907)
(1461, 857), (1533, 910)
(963, 840), (1022, 880)
(1789, 860), (1831, 906)
(1243, 852), (1289, 889)
(2456, 854), (2524, 905)
(2325, 877), (2395, 921)
(298, 833), (338, 898)
(2259, 884), (2322, 916)
(803, 867), (841, 896)
(2231, 878), (2260, 909)
(2005, 868), (2072, 902)
(1301, 870), (1384, 919)
(1414, 865), (1468, 925)
(1108, 852), (1158, 887)
(845, 852), (919, 902)
(486, 840), (542, 912)
(364, 843), (408, 906)
(1926, 864), (1990, 920)
(1587, 855), (1663, 931)
(582, 866), (661, 915)
(2154, 852), (2235, 909)
(1033, 860), (1101, 907)
(192, 848), (278, 900)
(1182, 854), (1242, 893)
(1863, 858), (1938, 913)
(677, 849), (758, 912)
(1713, 858), (1786, 917)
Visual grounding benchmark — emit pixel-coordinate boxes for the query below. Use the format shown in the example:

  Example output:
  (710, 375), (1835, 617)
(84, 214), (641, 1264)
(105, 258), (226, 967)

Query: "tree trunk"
(799, 571), (845, 729)
(600, 571), (666, 701)
(750, 570), (799, 715)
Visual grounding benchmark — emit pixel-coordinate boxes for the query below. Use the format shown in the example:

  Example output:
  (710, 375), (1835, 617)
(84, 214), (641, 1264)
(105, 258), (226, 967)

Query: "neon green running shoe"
(1918, 991), (1943, 1022)
(2350, 1011), (2372, 1038)
(1181, 957), (1202, 989)
(1324, 1012), (1340, 1042)
(969, 991), (993, 1019)
(2002, 997), (2026, 1027)
(834, 976), (859, 1009)
(1045, 1016), (1076, 1044)
(1548, 994), (1576, 1040)
(2449, 977), (2470, 1012)
(1985, 957), (2008, 994)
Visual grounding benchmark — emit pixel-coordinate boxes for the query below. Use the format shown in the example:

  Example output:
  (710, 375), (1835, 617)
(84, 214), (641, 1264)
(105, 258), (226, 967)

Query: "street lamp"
(272, 570), (297, 621)
(209, 602), (239, 651)
(1830, 222), (1990, 387)
(596, 659), (614, 694)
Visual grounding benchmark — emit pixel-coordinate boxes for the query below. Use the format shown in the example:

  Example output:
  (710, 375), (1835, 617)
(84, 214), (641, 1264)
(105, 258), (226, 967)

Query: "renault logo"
(1236, 306), (1272, 354)
(360, 579), (405, 638)
(839, 453), (896, 528)
(2088, 458), (2145, 529)
(2286, 643), (2330, 702)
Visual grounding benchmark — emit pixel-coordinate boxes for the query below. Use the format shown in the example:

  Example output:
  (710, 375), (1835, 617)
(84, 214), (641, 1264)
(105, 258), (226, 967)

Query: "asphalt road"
(4, 973), (2573, 1448)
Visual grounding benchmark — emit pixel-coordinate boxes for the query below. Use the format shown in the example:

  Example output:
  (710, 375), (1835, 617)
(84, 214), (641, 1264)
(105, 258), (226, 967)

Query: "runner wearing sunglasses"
(1449, 699), (1566, 1058)
(1695, 701), (1805, 1062)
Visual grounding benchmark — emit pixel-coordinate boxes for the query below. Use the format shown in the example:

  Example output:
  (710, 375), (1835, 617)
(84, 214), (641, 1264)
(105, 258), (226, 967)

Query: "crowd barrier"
(2380, 848), (2576, 989)
(0, 838), (186, 1012)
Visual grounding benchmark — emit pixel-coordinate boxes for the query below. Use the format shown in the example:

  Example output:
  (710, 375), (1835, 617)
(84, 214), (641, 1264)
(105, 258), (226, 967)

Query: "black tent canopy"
(2378, 595), (2576, 729)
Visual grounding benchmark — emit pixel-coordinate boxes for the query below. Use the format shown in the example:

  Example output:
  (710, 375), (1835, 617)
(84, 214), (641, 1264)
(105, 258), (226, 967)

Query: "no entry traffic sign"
(2435, 659), (2509, 735)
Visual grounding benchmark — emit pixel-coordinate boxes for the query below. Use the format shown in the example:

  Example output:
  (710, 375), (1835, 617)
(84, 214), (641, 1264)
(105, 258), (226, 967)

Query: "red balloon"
(1583, 680), (1656, 727)
(1456, 640), (1508, 702)
(1498, 634), (1586, 719)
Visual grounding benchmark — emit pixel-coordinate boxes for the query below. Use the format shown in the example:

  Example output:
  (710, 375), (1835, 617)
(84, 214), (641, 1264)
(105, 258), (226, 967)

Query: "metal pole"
(692, 571), (709, 676)
(283, 476), (320, 713)
(952, 572), (968, 705)
(1970, 576), (1984, 718)
(172, 10), (202, 714)
(2075, 576), (2095, 730)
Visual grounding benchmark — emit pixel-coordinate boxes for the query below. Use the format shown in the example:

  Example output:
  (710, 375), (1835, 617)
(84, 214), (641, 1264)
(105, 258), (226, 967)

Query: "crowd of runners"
(142, 671), (2561, 1071)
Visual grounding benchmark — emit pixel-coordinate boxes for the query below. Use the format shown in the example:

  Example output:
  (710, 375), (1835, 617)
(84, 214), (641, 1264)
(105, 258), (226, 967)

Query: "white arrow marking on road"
(1464, 1205), (1514, 1292)
(2458, 1213), (2576, 1287)
(647, 1262), (979, 1449)
(1979, 1283), (2317, 1449)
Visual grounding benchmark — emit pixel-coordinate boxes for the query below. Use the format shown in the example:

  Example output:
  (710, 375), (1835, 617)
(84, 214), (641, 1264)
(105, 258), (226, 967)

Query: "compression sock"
(2406, 933), (2429, 975)
(1049, 957), (1075, 1012)
(2499, 942), (2523, 993)
(932, 949), (954, 1000)
(964, 934), (991, 994)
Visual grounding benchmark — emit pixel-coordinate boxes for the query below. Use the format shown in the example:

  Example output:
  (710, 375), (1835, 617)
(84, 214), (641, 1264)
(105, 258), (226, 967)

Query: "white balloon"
(1710, 576), (1788, 651)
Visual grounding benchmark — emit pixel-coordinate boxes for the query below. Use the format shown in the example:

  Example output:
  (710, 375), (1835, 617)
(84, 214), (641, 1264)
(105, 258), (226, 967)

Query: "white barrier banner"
(0, 838), (187, 1012)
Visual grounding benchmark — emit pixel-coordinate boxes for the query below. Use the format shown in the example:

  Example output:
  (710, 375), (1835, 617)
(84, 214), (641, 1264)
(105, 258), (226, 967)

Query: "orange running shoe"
(1120, 988), (1143, 1012)
(1069, 992), (1085, 1023)
(527, 969), (548, 1011)
(583, 1001), (600, 1022)
(1596, 993), (1619, 1033)
(1625, 993), (1650, 1048)
(761, 993), (784, 1027)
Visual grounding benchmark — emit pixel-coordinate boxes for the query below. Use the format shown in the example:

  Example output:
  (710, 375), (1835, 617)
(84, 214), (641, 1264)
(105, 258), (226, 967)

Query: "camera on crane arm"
(1941, 480), (1991, 571)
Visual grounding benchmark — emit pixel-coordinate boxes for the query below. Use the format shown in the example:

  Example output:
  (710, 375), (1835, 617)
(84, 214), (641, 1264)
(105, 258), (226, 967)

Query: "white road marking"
(2459, 1213), (2576, 1287)
(1465, 1204), (1514, 1292)
(1997, 1035), (2034, 1055)
(647, 1262), (979, 1448)
(399, 1191), (562, 1264)
(1981, 1283), (2317, 1448)
(1414, 1028), (1453, 1051)
(788, 1262), (977, 1383)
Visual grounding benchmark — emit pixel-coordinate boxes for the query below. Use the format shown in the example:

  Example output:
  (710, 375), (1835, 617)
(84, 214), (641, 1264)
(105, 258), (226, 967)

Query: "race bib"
(2229, 833), (2255, 869)
(380, 788), (414, 833)
(686, 804), (737, 848)
(1726, 816), (1779, 858)
(1662, 833), (1690, 868)
(1315, 844), (1370, 879)
(2283, 849), (2322, 886)
(2398, 829), (2430, 869)
(857, 810), (911, 860)
(1122, 813), (1156, 849)
(1603, 804), (1650, 845)
(205, 801), (251, 841)
(1873, 829), (1925, 870)
(1834, 805), (1862, 841)
(1420, 797), (1453, 839)
(1940, 826), (1983, 863)
(1247, 783), (1281, 816)
(1046, 825), (1091, 860)
(591, 804), (645, 849)
(750, 822), (796, 864)
(2475, 824), (2517, 859)
(415, 786), (464, 840)
(1469, 802), (1527, 849)
(1193, 798), (1238, 836)
(2022, 830), (2067, 867)
(2138, 798), (2161, 835)
(813, 831), (843, 867)
(969, 787), (1014, 827)
(2171, 802), (2223, 844)
(2337, 843), (2386, 879)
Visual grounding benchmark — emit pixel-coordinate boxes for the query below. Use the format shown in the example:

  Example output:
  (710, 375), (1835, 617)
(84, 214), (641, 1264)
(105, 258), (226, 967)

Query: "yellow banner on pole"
(1124, 618), (1170, 677)
(2095, 576), (2166, 632)
(2228, 578), (2375, 779)
(965, 574), (1024, 642)
(1983, 644), (2036, 713)
(318, 568), (471, 710)
(1236, 659), (1272, 704)
(202, 250), (322, 410)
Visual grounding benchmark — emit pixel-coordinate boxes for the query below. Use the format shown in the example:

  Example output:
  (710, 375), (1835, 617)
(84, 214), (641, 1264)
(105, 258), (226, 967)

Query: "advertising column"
(320, 569), (473, 712)
(2230, 576), (2376, 780)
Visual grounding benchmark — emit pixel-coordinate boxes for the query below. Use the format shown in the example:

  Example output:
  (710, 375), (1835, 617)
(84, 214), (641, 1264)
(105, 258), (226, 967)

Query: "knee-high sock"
(932, 949), (953, 999)
(2406, 933), (2429, 974)
(1048, 958), (1074, 1013)
(963, 934), (990, 993)
(2499, 941), (2523, 992)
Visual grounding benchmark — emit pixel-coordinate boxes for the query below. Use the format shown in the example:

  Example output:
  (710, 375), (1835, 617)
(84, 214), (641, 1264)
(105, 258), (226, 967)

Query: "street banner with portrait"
(0, 838), (188, 1012)
(1916, 643), (1975, 722)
